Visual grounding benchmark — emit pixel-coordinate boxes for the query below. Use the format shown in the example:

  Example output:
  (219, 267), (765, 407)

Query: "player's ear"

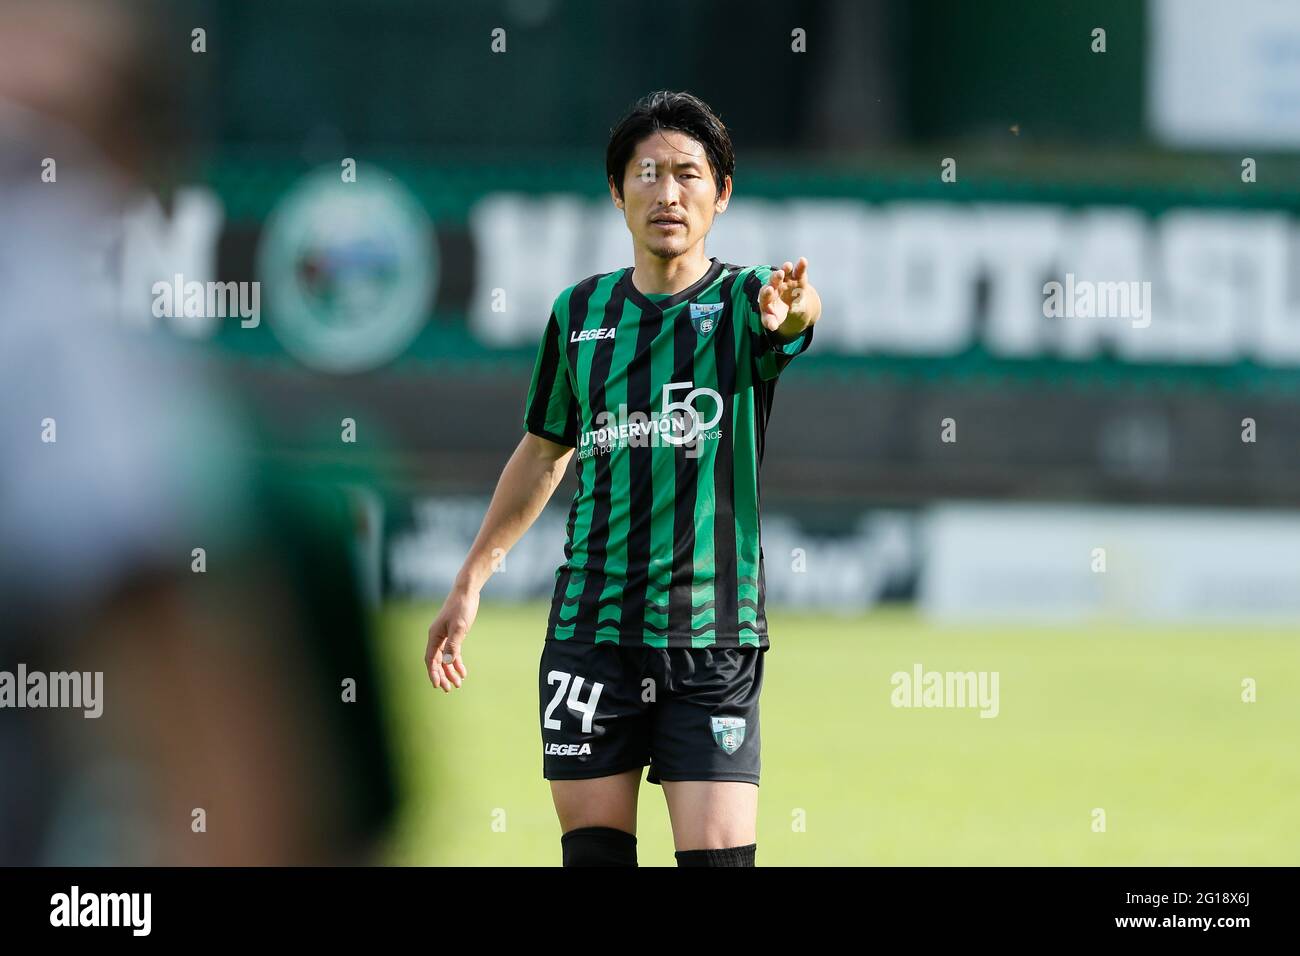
(714, 174), (733, 212)
(608, 176), (624, 208)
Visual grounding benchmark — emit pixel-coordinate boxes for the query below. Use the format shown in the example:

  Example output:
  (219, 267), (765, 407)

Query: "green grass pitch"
(375, 601), (1299, 866)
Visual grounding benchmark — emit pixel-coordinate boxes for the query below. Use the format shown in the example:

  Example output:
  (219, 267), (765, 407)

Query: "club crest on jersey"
(710, 715), (747, 755)
(689, 301), (723, 337)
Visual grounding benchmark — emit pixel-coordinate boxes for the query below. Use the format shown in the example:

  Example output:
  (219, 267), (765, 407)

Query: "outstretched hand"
(757, 257), (816, 335)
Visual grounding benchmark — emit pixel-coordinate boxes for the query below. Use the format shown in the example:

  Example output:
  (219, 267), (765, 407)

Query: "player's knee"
(560, 826), (637, 867)
(674, 843), (756, 867)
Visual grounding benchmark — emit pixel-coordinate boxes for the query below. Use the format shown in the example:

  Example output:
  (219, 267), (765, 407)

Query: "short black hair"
(605, 90), (735, 200)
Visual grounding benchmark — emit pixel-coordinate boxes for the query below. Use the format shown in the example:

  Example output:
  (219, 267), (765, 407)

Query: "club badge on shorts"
(710, 715), (747, 755)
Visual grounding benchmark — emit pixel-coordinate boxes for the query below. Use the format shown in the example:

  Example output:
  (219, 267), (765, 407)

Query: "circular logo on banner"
(258, 165), (436, 373)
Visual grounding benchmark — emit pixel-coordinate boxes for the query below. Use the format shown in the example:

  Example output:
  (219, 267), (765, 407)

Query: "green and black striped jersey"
(524, 257), (813, 648)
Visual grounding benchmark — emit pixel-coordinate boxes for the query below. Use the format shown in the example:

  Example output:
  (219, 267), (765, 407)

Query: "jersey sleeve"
(523, 307), (580, 447)
(736, 264), (815, 381)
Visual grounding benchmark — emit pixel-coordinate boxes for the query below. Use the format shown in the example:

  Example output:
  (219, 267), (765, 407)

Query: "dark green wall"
(901, 0), (1145, 143)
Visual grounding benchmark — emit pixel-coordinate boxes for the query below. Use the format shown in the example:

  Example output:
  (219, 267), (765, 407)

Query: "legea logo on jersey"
(570, 327), (616, 343)
(578, 381), (724, 460)
(689, 301), (723, 337)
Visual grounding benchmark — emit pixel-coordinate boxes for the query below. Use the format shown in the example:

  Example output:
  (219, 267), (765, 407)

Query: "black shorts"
(539, 640), (765, 785)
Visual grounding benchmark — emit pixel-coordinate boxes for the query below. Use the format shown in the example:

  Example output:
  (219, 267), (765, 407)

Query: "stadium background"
(8, 0), (1298, 865)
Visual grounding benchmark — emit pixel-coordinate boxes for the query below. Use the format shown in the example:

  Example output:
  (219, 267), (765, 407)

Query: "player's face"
(611, 129), (731, 261)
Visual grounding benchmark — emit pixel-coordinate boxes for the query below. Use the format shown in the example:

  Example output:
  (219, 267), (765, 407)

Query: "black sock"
(561, 826), (638, 867)
(674, 843), (756, 867)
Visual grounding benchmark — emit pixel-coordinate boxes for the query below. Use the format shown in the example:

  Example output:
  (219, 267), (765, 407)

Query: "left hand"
(757, 257), (815, 334)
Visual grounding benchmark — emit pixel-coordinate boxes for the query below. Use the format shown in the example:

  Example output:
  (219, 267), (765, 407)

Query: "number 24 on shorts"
(543, 670), (604, 733)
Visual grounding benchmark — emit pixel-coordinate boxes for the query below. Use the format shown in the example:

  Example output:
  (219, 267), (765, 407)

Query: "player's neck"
(627, 247), (712, 296)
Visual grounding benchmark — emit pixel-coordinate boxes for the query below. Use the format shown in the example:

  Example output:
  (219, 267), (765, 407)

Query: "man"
(424, 90), (821, 866)
(0, 0), (397, 866)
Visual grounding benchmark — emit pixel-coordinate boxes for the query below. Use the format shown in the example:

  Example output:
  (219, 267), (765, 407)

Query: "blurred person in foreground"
(425, 91), (822, 866)
(0, 0), (395, 865)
